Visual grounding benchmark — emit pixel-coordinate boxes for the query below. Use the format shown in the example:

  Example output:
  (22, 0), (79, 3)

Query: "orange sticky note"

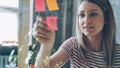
(46, 16), (58, 30)
(35, 0), (46, 12)
(46, 0), (59, 11)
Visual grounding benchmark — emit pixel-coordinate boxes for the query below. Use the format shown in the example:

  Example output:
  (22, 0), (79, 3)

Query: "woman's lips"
(83, 26), (94, 29)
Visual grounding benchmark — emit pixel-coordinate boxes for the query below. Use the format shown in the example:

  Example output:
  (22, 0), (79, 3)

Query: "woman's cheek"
(79, 21), (83, 29)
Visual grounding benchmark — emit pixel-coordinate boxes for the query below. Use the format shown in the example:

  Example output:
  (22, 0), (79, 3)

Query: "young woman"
(33, 0), (120, 67)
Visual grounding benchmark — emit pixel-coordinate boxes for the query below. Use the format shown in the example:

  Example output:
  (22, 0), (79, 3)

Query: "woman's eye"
(90, 13), (98, 17)
(78, 13), (85, 18)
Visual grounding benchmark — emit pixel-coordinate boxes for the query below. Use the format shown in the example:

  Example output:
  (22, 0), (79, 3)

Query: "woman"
(33, 0), (120, 68)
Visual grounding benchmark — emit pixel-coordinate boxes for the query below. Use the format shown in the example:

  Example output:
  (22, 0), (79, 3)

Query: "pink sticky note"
(46, 16), (58, 30)
(35, 0), (46, 12)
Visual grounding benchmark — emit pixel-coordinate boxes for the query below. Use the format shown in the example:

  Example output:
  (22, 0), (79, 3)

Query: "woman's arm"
(33, 16), (69, 68)
(35, 44), (53, 68)
(50, 48), (69, 68)
(35, 45), (69, 68)
(33, 16), (55, 68)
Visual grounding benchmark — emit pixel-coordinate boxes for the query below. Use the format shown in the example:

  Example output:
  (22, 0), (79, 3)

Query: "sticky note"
(35, 0), (46, 12)
(46, 0), (59, 11)
(30, 65), (34, 68)
(46, 16), (58, 30)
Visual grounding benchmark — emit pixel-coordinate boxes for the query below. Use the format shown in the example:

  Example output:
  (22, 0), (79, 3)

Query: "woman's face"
(78, 1), (105, 37)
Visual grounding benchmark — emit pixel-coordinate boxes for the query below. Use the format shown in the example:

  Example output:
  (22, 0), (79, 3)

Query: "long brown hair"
(76, 0), (116, 67)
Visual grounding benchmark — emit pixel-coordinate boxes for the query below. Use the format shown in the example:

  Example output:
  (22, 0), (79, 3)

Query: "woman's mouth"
(83, 26), (94, 29)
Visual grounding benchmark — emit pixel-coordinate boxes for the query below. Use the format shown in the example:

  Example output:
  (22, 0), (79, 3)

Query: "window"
(0, 0), (19, 46)
(0, 0), (18, 8)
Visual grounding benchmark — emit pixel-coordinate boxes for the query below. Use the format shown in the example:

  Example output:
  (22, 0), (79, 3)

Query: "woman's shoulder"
(60, 36), (78, 56)
(116, 43), (120, 47)
(61, 36), (78, 47)
(66, 36), (77, 40)
(64, 36), (78, 43)
(63, 36), (79, 48)
(115, 43), (120, 50)
(116, 43), (120, 45)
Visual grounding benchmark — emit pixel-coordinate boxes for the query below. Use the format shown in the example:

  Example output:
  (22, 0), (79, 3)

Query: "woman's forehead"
(78, 1), (102, 12)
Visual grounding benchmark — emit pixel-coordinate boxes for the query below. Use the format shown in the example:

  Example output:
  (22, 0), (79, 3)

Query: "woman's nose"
(84, 16), (92, 24)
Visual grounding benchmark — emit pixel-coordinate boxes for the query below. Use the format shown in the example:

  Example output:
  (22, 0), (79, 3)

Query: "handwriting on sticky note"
(35, 0), (46, 12)
(46, 16), (58, 30)
(46, 0), (59, 11)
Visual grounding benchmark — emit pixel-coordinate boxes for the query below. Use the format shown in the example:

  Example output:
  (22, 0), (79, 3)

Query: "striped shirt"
(60, 36), (120, 68)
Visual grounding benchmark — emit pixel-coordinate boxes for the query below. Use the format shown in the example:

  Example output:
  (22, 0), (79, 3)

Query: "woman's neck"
(84, 32), (103, 52)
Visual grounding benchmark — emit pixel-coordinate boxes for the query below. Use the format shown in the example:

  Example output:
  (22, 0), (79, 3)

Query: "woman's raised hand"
(32, 16), (56, 46)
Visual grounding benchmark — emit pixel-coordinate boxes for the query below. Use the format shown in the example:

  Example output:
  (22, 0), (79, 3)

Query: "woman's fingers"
(33, 23), (49, 38)
(32, 16), (56, 44)
(33, 31), (50, 41)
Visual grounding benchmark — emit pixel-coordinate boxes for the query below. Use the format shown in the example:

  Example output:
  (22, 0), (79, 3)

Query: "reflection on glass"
(0, 0), (18, 8)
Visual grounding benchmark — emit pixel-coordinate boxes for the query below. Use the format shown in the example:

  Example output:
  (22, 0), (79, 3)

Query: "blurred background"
(0, 0), (120, 68)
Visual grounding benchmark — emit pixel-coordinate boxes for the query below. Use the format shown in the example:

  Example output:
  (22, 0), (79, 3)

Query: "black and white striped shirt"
(61, 36), (120, 68)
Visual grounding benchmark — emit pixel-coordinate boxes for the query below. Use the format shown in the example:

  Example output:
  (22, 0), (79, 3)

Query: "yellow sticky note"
(46, 0), (59, 11)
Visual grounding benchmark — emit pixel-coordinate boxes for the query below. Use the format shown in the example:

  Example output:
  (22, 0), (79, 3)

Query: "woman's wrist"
(41, 44), (53, 50)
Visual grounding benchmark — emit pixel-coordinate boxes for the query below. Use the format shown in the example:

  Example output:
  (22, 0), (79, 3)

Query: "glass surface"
(0, 0), (18, 8)
(0, 12), (18, 45)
